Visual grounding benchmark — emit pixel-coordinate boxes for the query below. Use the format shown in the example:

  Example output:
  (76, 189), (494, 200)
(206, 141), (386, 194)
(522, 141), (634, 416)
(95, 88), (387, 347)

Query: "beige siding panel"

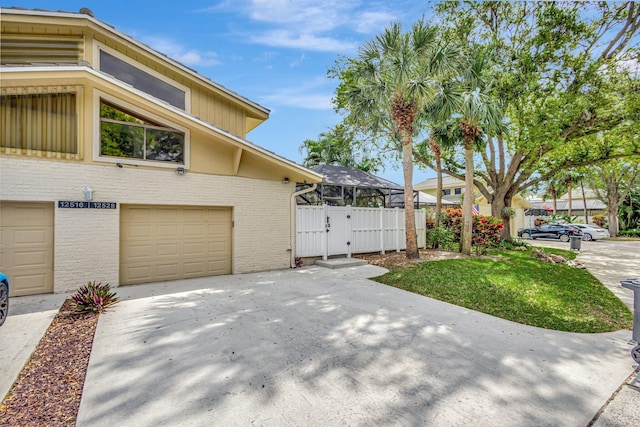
(120, 205), (232, 285)
(0, 202), (54, 296)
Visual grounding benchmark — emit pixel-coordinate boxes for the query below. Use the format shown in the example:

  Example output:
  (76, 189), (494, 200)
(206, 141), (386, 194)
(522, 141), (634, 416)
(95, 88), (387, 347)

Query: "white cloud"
(259, 76), (335, 110)
(141, 36), (220, 67)
(354, 11), (396, 33)
(212, 0), (400, 53)
(290, 53), (306, 68)
(252, 30), (357, 52)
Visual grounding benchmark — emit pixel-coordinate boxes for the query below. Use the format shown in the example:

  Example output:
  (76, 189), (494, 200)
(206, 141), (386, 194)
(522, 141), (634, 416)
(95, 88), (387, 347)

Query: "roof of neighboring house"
(311, 165), (404, 191)
(414, 176), (464, 189)
(531, 199), (607, 211)
(560, 188), (599, 200)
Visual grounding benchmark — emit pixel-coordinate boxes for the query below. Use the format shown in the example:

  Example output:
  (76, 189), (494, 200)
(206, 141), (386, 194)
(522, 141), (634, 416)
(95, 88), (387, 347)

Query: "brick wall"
(0, 157), (294, 293)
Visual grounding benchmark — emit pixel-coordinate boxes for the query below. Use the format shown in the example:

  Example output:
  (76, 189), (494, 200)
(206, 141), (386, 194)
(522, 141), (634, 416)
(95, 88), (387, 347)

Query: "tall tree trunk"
(429, 133), (443, 229)
(491, 194), (514, 241)
(402, 135), (419, 259)
(580, 179), (588, 223)
(551, 188), (557, 215)
(567, 179), (573, 218)
(461, 143), (474, 255)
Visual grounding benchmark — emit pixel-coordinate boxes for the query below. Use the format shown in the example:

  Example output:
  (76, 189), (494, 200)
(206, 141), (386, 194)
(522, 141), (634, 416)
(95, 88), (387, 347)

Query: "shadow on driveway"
(77, 267), (634, 426)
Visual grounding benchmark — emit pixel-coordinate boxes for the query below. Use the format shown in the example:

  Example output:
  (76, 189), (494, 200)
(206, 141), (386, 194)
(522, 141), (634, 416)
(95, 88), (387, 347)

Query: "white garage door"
(0, 201), (54, 296)
(120, 205), (232, 285)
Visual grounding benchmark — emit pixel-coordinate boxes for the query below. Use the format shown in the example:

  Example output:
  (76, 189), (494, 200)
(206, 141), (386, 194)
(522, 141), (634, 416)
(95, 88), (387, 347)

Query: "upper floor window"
(454, 187), (462, 195)
(99, 49), (186, 110)
(100, 101), (184, 164)
(442, 189), (451, 196)
(1, 86), (80, 159)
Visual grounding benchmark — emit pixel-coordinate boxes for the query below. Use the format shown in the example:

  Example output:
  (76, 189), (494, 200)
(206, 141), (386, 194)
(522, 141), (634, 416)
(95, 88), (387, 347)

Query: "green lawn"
(373, 247), (633, 333)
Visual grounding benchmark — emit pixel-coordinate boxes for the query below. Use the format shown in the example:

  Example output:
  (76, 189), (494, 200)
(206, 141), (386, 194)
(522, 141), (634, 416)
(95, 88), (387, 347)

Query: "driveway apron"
(77, 264), (633, 427)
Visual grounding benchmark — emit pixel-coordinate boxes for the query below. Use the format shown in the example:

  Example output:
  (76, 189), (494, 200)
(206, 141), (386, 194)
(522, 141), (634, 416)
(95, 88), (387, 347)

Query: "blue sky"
(5, 0), (437, 184)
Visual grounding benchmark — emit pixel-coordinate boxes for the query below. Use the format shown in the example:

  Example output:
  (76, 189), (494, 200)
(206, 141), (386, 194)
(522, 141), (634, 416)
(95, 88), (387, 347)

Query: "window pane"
(99, 101), (184, 164)
(100, 50), (186, 110)
(145, 128), (184, 162)
(100, 121), (144, 159)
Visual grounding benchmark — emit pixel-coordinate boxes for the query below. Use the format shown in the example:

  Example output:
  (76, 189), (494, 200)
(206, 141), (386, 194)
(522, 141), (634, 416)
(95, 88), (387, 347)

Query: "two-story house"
(0, 7), (321, 296)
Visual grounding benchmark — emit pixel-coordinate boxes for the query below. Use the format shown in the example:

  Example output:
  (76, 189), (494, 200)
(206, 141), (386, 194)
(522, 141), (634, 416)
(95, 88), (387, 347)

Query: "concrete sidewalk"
(76, 264), (636, 426)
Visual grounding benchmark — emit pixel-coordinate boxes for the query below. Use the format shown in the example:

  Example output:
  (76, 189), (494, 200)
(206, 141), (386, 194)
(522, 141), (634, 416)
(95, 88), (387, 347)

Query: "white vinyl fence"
(296, 205), (426, 259)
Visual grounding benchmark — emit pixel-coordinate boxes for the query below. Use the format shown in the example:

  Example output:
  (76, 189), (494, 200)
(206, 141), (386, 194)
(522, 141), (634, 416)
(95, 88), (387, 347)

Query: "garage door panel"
(14, 249), (49, 268)
(12, 273), (49, 294)
(123, 244), (154, 259)
(0, 202), (54, 296)
(184, 224), (205, 237)
(208, 260), (230, 274)
(156, 243), (180, 257)
(184, 261), (205, 275)
(184, 242), (205, 256)
(155, 208), (180, 221)
(13, 228), (50, 245)
(125, 265), (153, 282)
(157, 224), (180, 238)
(156, 263), (179, 279)
(123, 223), (153, 239)
(121, 205), (232, 285)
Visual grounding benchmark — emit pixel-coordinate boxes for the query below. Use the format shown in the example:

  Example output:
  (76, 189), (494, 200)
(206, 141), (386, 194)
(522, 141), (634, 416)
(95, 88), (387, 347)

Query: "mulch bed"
(0, 299), (98, 426)
(354, 248), (468, 270)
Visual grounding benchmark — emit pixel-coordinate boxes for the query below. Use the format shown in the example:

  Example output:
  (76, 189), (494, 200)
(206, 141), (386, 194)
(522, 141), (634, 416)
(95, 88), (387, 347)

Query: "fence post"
(322, 204), (328, 261)
(380, 208), (385, 255)
(346, 205), (352, 258)
(395, 207), (401, 253)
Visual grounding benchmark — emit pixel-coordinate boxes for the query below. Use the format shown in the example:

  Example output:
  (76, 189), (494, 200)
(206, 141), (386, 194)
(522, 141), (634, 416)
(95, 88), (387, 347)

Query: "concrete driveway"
(76, 261), (635, 426)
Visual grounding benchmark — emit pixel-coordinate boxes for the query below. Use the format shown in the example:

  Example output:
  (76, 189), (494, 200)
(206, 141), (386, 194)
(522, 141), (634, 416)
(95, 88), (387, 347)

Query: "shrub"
(493, 238), (530, 251)
(592, 214), (606, 227)
(72, 282), (119, 314)
(440, 208), (504, 253)
(534, 218), (547, 227)
(425, 226), (456, 250)
(619, 229), (640, 237)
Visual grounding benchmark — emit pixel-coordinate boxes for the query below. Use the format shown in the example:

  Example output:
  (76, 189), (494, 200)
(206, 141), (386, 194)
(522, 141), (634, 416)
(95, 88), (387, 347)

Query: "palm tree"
(423, 84), (464, 229)
(333, 21), (461, 259)
(456, 53), (504, 255)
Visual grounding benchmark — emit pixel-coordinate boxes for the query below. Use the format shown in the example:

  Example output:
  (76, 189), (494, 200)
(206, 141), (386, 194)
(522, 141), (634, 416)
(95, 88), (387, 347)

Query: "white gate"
(296, 205), (426, 259)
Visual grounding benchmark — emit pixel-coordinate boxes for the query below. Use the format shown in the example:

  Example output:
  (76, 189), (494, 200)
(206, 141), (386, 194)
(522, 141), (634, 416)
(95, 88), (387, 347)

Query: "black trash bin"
(570, 235), (581, 250)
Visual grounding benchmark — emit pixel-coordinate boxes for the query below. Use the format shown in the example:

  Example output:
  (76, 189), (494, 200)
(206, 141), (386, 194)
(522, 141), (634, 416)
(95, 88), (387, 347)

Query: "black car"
(517, 223), (582, 242)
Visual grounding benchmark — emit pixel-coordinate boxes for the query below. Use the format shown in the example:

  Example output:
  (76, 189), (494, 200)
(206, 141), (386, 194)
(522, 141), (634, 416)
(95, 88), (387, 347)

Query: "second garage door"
(120, 205), (232, 285)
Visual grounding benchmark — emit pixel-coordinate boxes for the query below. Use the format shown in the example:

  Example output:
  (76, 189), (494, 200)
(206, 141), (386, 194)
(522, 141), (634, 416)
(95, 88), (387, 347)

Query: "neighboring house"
(0, 7), (321, 296)
(414, 176), (531, 237)
(527, 189), (607, 225)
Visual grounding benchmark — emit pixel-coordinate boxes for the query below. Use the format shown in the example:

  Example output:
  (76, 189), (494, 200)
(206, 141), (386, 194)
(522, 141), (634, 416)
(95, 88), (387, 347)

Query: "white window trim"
(93, 89), (190, 169)
(94, 42), (191, 113)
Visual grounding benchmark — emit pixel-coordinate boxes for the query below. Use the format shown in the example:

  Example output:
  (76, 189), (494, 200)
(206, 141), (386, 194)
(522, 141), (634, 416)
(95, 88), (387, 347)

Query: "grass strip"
(373, 247), (632, 333)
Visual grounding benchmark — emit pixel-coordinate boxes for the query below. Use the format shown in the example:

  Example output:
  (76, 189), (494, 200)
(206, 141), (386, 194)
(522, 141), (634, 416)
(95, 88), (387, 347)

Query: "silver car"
(568, 224), (611, 241)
